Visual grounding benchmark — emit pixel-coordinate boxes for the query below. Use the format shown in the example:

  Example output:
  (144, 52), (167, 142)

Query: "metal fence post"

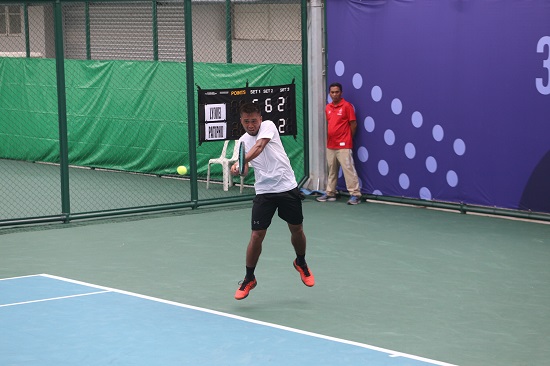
(225, 0), (232, 64)
(24, 4), (30, 57)
(300, 0), (309, 182)
(184, 0), (198, 207)
(54, 0), (71, 221)
(152, 0), (158, 61)
(85, 1), (91, 60)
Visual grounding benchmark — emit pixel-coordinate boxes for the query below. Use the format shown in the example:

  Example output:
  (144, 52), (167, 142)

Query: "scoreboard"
(198, 83), (296, 143)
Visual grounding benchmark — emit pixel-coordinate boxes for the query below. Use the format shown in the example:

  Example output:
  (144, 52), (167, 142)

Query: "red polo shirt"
(325, 98), (356, 149)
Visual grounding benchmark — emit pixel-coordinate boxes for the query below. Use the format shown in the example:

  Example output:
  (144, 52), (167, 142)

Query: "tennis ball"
(177, 166), (187, 175)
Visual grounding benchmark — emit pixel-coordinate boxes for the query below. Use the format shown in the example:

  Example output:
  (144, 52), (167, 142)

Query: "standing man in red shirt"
(316, 82), (362, 205)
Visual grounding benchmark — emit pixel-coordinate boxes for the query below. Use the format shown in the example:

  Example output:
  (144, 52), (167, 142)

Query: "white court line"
(34, 273), (457, 366)
(0, 290), (111, 308)
(0, 274), (43, 281)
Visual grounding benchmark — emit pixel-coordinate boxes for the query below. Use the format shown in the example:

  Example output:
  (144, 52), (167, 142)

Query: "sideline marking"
(0, 290), (111, 308)
(28, 273), (456, 366)
(0, 274), (42, 281)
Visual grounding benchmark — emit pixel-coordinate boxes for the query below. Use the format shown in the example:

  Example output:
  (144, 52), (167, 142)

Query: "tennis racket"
(238, 142), (246, 175)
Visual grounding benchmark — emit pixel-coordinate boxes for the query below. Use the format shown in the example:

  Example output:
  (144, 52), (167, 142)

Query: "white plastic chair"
(206, 140), (246, 192)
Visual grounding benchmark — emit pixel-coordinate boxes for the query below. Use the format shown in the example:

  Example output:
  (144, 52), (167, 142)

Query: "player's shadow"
(519, 149), (550, 213)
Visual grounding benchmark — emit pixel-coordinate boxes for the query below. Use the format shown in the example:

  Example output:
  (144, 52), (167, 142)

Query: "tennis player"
(230, 102), (314, 300)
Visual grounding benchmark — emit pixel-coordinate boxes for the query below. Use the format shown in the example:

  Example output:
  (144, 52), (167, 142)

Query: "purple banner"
(326, 0), (550, 213)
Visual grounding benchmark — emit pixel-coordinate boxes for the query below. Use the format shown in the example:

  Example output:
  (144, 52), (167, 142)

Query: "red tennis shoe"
(235, 278), (257, 300)
(293, 260), (315, 287)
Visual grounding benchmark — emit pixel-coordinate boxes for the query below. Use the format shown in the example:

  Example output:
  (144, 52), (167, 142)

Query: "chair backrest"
(229, 140), (240, 161)
(217, 140), (230, 159)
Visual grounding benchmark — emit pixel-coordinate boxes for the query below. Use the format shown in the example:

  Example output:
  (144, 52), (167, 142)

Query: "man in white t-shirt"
(230, 102), (314, 300)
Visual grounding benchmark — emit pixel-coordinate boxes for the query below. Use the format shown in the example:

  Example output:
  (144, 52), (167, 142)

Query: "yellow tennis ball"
(177, 166), (187, 175)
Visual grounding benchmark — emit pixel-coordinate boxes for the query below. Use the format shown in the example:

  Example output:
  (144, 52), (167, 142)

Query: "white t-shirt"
(238, 120), (297, 194)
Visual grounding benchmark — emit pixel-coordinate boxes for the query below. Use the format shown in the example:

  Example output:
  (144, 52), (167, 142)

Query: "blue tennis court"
(1, 274), (455, 365)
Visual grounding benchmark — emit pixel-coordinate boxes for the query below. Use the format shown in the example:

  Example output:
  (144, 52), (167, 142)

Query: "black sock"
(296, 255), (306, 266)
(245, 266), (255, 281)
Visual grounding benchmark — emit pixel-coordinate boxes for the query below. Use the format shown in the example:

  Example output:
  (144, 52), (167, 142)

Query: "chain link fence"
(0, 0), (307, 226)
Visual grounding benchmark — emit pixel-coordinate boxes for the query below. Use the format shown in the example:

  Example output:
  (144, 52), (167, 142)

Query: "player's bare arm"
(245, 138), (270, 163)
(230, 138), (270, 176)
(230, 161), (241, 176)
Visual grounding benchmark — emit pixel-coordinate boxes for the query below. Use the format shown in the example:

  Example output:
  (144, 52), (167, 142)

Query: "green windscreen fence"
(0, 58), (302, 175)
(0, 0), (307, 226)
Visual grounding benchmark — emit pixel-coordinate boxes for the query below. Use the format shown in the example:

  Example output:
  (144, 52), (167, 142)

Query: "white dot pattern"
(332, 61), (467, 201)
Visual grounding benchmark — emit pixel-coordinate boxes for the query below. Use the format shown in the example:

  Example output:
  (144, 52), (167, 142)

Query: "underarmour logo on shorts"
(253, 221), (260, 225)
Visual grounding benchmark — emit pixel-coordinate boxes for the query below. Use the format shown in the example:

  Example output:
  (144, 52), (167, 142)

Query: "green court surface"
(1, 199), (549, 366)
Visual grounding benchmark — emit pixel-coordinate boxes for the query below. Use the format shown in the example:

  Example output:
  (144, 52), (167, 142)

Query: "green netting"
(0, 58), (59, 162)
(0, 0), (306, 225)
(0, 58), (302, 176)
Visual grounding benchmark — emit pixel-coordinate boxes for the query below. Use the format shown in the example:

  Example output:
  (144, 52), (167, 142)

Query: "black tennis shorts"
(251, 187), (304, 230)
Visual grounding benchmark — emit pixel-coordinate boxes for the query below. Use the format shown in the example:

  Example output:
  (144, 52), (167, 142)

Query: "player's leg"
(235, 229), (266, 300)
(246, 229), (266, 269)
(277, 188), (305, 254)
(278, 188), (315, 287)
(235, 194), (277, 300)
(288, 223), (306, 256)
(289, 223), (315, 287)
(336, 148), (361, 204)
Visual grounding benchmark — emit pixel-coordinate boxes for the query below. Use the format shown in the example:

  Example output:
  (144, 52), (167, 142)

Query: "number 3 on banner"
(536, 36), (550, 95)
